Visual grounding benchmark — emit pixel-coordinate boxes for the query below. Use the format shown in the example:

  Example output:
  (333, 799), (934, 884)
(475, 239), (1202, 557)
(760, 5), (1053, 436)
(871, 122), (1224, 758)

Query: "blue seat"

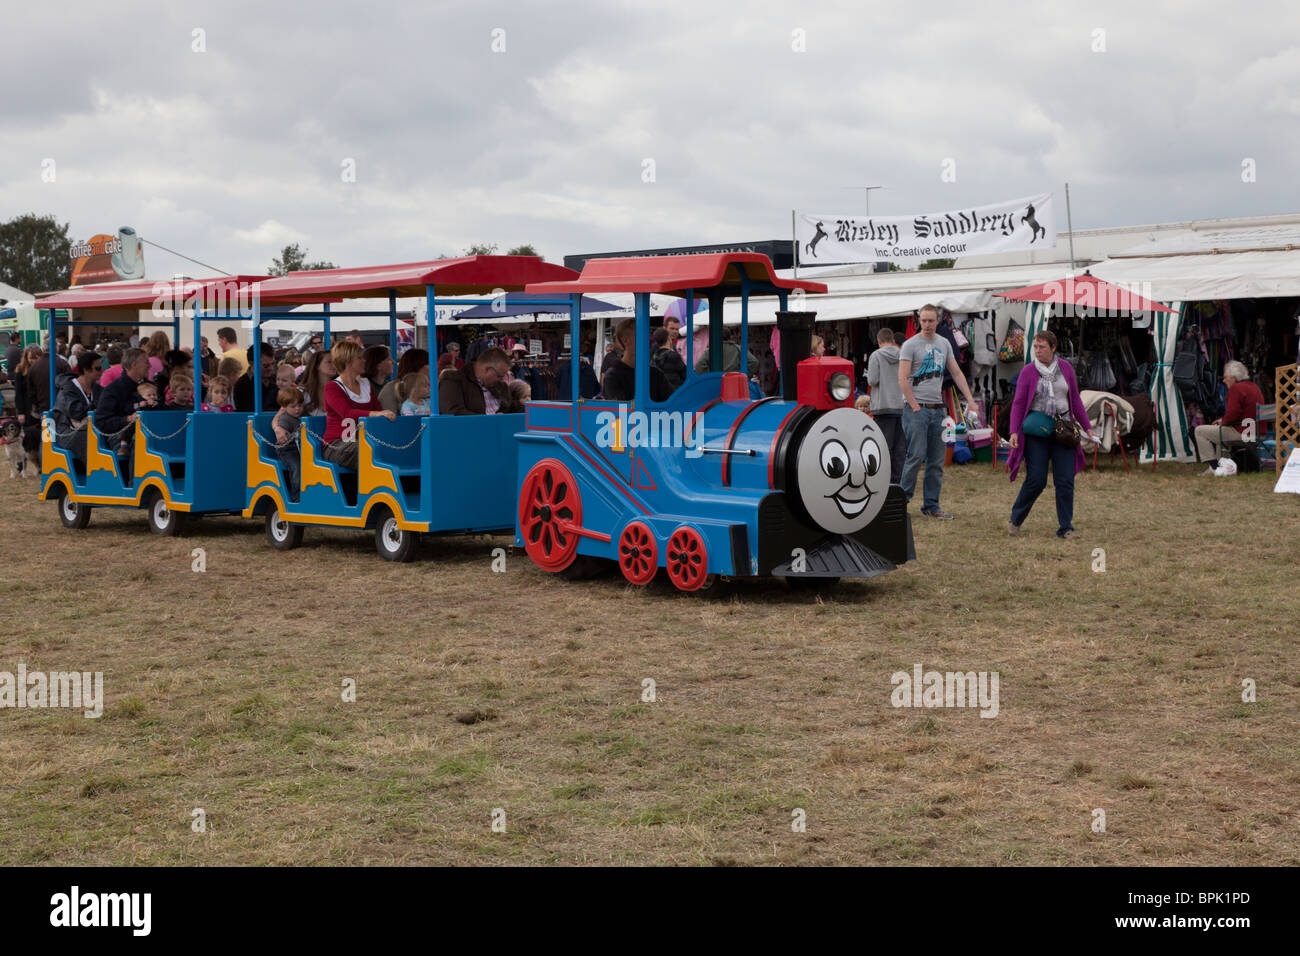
(364, 416), (425, 475)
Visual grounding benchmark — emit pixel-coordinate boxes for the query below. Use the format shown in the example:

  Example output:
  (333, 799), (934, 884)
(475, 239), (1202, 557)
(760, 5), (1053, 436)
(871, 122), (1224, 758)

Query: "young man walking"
(866, 327), (907, 485)
(897, 304), (978, 519)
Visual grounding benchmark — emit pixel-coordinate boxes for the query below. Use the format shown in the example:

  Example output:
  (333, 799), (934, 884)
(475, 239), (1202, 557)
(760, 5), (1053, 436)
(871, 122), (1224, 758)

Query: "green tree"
(0, 213), (71, 292)
(463, 243), (540, 257)
(918, 258), (956, 270)
(269, 243), (336, 276)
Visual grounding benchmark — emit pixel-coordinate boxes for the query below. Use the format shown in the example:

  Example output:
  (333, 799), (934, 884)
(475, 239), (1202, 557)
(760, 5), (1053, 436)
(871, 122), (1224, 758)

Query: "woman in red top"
(321, 340), (396, 470)
(1193, 360), (1264, 467)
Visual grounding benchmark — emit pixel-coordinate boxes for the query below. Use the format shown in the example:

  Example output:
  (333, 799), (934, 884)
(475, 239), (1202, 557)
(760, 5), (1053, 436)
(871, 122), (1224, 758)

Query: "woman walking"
(1006, 331), (1097, 539)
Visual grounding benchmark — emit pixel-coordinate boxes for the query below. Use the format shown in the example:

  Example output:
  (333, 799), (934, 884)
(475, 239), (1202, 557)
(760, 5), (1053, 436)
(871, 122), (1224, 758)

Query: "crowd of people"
(0, 327), (439, 481)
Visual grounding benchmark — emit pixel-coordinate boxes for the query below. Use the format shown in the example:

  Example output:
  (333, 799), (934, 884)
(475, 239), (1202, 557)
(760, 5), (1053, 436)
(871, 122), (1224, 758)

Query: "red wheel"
(665, 526), (709, 592)
(618, 521), (658, 585)
(519, 459), (583, 572)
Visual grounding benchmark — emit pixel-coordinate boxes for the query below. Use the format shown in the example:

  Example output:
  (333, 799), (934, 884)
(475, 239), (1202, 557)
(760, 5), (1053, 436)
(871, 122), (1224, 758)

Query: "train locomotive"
(516, 253), (914, 591)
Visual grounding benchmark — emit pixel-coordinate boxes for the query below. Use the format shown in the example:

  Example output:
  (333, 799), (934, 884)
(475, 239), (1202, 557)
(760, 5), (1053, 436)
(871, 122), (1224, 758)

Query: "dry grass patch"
(0, 462), (1296, 865)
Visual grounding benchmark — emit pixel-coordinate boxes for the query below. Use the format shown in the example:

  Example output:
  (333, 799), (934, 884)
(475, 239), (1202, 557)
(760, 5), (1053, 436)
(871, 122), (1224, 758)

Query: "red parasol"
(994, 271), (1173, 313)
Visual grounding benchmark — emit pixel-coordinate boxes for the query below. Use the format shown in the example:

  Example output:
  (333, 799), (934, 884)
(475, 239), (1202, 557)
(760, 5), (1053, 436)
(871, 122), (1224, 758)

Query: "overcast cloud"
(1, 0), (1297, 280)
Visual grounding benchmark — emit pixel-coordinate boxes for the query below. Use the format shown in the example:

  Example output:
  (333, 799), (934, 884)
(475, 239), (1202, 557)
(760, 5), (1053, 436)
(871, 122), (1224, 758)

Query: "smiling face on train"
(794, 407), (890, 534)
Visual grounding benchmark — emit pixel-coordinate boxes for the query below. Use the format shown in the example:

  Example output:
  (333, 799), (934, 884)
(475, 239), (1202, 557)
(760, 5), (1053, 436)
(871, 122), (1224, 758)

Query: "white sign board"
(528, 339), (542, 356)
(1274, 447), (1300, 494)
(797, 192), (1056, 266)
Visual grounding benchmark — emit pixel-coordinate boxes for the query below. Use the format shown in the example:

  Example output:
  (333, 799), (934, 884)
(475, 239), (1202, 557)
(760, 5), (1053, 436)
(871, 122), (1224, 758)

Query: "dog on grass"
(2, 418), (31, 478)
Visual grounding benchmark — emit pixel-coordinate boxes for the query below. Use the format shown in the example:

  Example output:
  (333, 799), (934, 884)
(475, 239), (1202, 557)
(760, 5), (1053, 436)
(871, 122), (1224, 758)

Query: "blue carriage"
(36, 276), (305, 535)
(239, 256), (580, 560)
(514, 253), (915, 591)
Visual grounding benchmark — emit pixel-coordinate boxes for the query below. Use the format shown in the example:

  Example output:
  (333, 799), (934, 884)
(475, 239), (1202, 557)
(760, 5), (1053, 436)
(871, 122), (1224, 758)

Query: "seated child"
(202, 375), (235, 412)
(118, 381), (158, 456)
(855, 394), (871, 416)
(272, 386), (303, 499)
(135, 381), (160, 410)
(398, 371), (431, 416)
(276, 362), (298, 392)
(165, 373), (194, 411)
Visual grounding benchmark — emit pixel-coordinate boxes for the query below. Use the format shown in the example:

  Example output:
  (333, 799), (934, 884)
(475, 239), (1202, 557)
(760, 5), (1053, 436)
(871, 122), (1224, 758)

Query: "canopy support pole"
(388, 290), (397, 380)
(570, 293), (581, 404)
(253, 289), (262, 416)
(1065, 182), (1077, 273)
(428, 285), (440, 417)
(685, 290), (695, 375)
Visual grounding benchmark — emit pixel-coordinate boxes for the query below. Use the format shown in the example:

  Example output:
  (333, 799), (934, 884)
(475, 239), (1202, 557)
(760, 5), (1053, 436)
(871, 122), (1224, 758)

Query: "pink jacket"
(1007, 359), (1092, 481)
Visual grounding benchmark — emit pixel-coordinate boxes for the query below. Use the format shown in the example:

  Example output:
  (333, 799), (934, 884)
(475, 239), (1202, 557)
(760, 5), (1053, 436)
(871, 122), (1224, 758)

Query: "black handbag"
(1053, 414), (1080, 448)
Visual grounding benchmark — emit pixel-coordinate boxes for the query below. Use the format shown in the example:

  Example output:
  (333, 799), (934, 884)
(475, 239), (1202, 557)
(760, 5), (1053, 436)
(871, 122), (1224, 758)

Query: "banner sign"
(797, 193), (1055, 265)
(69, 226), (146, 286)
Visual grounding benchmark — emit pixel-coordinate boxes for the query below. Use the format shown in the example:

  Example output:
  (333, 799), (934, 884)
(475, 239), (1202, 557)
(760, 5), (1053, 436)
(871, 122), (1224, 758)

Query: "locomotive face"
(794, 407), (890, 534)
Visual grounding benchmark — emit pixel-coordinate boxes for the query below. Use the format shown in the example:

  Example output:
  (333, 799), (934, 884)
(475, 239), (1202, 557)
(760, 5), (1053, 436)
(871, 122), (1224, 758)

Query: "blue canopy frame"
(628, 266), (793, 410)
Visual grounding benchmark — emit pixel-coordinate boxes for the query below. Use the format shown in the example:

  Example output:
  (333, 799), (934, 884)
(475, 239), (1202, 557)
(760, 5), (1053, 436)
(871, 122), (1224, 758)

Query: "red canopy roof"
(251, 255), (579, 300)
(35, 275), (309, 311)
(524, 253), (828, 296)
(995, 273), (1173, 313)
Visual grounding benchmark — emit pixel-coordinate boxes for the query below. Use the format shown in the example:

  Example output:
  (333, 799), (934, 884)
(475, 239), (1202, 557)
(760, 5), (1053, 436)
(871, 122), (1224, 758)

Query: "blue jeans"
(901, 405), (947, 512)
(277, 441), (301, 499)
(1010, 435), (1076, 535)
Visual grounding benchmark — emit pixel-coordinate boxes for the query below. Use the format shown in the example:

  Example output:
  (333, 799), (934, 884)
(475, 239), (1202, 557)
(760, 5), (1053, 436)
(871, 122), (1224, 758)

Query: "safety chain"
(137, 416), (192, 441)
(251, 428), (295, 451)
(90, 421), (135, 442)
(250, 421), (426, 453)
(50, 420), (90, 440)
(364, 423), (426, 450)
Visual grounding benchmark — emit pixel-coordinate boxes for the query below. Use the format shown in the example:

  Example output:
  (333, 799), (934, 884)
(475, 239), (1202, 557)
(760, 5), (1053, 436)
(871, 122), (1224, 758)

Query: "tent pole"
(1065, 182), (1077, 274)
(791, 209), (798, 279)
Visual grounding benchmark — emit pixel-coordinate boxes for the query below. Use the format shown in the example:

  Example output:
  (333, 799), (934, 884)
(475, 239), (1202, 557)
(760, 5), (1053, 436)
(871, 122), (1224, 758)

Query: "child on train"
(135, 381), (159, 410)
(202, 375), (235, 412)
(272, 386), (304, 499)
(398, 371), (431, 416)
(165, 373), (194, 411)
(276, 362), (298, 392)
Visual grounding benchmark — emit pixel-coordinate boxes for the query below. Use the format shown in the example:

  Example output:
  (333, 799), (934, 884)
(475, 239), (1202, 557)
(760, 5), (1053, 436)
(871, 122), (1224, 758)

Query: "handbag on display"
(1022, 410), (1054, 438)
(1053, 413), (1081, 448)
(999, 320), (1025, 362)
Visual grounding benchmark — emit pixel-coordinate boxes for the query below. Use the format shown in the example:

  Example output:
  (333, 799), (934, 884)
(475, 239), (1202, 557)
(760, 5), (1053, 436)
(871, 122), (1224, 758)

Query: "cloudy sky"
(2, 0), (1296, 280)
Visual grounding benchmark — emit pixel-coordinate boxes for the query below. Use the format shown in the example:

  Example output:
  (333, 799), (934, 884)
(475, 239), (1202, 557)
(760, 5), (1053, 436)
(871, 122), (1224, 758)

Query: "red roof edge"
(523, 253), (828, 296)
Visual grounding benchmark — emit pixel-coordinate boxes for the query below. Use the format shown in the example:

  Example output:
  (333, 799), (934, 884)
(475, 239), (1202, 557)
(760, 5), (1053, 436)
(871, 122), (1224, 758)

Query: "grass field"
(0, 459), (1295, 866)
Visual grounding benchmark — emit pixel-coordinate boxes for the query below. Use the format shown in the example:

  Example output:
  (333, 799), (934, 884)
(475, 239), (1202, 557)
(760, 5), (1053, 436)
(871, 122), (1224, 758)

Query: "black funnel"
(776, 311), (816, 401)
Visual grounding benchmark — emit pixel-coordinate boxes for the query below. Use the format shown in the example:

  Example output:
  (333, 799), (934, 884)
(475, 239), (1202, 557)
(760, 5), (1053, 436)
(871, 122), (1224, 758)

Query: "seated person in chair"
(96, 347), (151, 475)
(272, 386), (304, 499)
(1194, 360), (1264, 467)
(439, 348), (515, 415)
(321, 341), (396, 471)
(603, 319), (671, 403)
(51, 352), (102, 466)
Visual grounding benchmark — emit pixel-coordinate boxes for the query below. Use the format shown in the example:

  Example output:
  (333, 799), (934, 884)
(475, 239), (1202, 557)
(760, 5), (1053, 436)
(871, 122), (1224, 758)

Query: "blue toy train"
(36, 252), (913, 590)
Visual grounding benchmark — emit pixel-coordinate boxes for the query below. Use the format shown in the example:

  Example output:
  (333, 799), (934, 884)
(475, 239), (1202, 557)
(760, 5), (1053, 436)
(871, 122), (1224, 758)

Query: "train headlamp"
(828, 372), (852, 402)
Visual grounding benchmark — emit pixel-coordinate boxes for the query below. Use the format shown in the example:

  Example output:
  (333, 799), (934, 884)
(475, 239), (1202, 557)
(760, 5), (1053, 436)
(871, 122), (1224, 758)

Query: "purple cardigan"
(1007, 359), (1092, 481)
